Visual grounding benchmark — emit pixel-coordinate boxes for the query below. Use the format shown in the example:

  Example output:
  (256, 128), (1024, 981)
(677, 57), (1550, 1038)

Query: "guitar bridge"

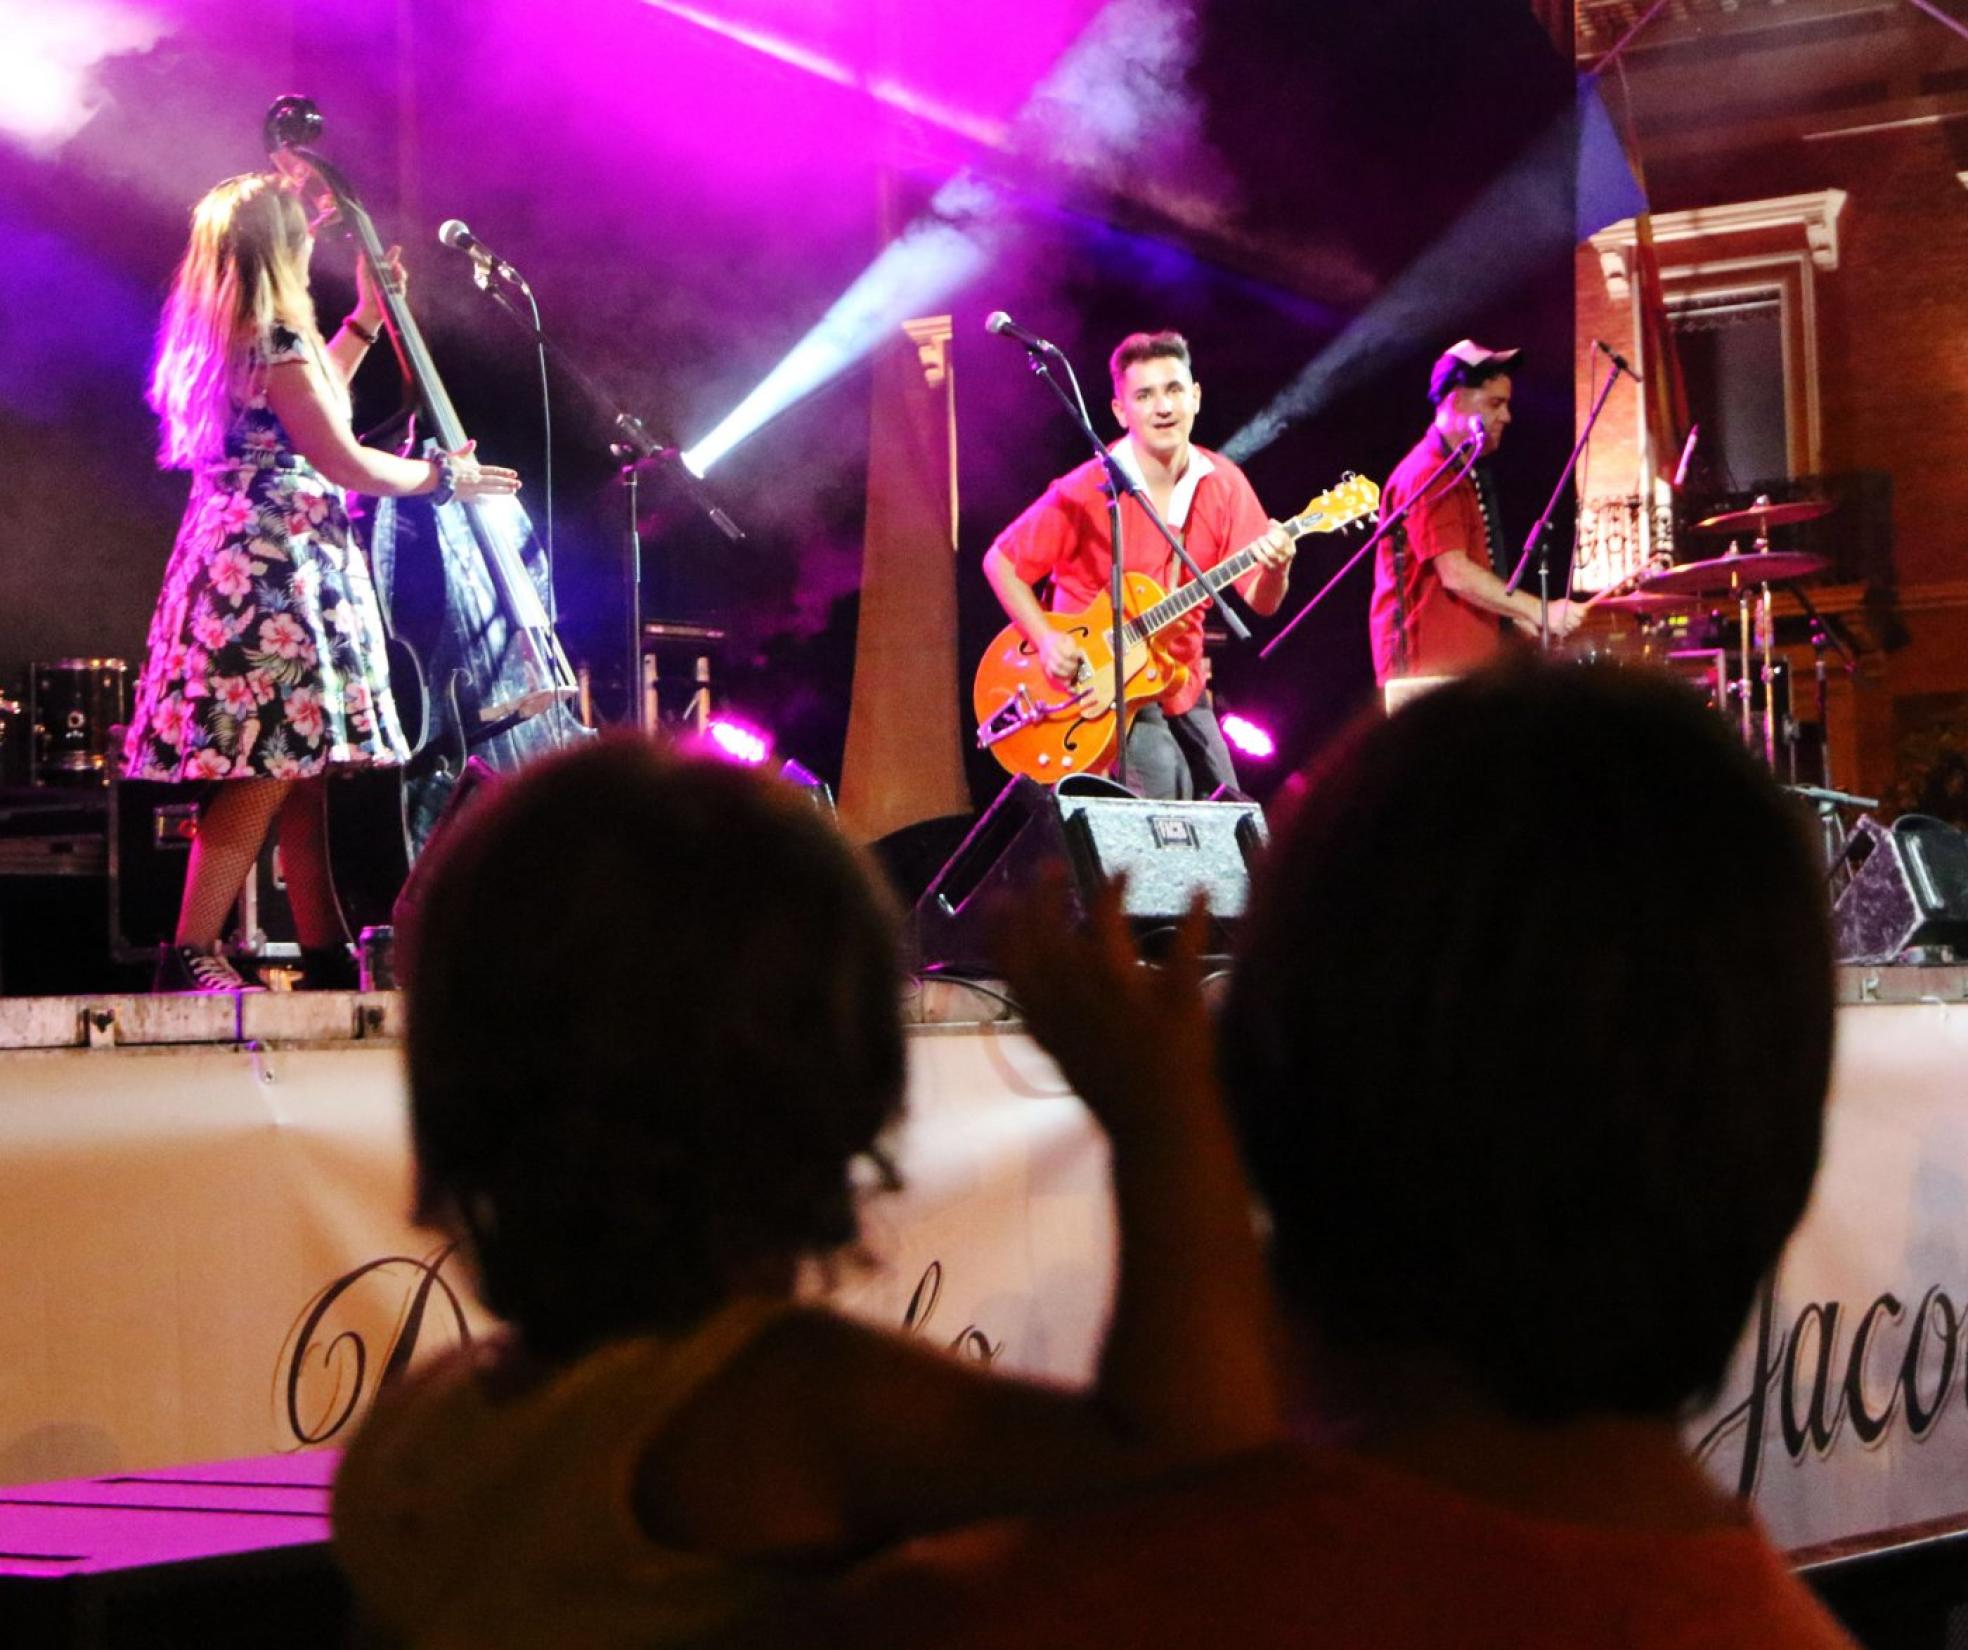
(977, 684), (1079, 750)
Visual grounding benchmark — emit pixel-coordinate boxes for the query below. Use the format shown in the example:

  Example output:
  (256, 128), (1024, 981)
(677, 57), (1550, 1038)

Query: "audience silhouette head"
(404, 735), (906, 1360)
(1222, 660), (1835, 1422)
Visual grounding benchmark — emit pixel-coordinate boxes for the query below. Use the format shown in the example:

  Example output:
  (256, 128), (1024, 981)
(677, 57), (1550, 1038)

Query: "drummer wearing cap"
(1368, 341), (1582, 685)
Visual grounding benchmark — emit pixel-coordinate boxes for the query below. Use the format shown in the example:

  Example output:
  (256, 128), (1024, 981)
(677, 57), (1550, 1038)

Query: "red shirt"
(1369, 427), (1510, 684)
(779, 1444), (1856, 1650)
(991, 442), (1272, 716)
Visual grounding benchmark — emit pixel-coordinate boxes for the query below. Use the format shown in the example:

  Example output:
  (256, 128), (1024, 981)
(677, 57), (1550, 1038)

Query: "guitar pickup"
(977, 685), (1079, 750)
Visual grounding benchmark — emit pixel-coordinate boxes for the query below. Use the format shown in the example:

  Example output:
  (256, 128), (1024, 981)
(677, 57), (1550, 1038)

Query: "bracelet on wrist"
(427, 455), (457, 506)
(343, 316), (378, 347)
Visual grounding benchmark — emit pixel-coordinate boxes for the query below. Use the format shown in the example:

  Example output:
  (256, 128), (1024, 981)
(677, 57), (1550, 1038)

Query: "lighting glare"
(1225, 99), (1586, 464)
(681, 172), (1001, 476)
(674, 0), (1218, 477)
(1220, 713), (1276, 759)
(706, 717), (771, 765)
(0, 0), (169, 153)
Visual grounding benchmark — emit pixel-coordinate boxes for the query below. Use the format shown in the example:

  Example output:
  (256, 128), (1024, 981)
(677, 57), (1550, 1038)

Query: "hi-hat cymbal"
(1692, 498), (1836, 533)
(1640, 550), (1830, 596)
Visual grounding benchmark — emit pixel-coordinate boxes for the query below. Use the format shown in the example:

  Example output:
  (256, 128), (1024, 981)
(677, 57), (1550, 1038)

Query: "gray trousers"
(1118, 702), (1241, 800)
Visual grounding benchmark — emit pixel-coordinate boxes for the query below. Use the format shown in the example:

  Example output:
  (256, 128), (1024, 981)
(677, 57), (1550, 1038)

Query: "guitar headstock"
(1288, 473), (1381, 537)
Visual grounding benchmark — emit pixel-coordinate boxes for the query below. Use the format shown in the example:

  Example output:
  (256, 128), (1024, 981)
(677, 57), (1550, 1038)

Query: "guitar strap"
(1473, 461), (1511, 581)
(1388, 516), (1414, 680)
(1472, 461), (1519, 637)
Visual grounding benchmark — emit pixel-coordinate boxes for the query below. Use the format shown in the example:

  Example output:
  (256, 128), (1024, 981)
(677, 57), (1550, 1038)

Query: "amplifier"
(912, 776), (1266, 974)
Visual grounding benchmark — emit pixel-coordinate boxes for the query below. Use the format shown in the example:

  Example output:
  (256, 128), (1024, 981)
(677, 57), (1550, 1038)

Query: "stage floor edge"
(0, 976), (1021, 1051)
(0, 965), (1957, 1051)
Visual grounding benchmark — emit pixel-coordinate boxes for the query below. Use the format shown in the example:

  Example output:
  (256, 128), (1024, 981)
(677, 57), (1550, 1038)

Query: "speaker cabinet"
(1831, 814), (1968, 963)
(911, 777), (1266, 974)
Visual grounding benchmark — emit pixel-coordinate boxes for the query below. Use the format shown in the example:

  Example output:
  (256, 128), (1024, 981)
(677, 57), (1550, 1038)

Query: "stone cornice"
(1588, 189), (1849, 299)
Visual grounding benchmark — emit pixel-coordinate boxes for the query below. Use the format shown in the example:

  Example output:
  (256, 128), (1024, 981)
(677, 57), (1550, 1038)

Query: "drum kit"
(0, 659), (130, 788)
(1583, 494), (1836, 776)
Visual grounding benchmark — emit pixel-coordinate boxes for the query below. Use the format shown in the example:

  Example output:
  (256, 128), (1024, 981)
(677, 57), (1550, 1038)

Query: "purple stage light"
(638, 0), (1007, 147)
(1220, 713), (1276, 760)
(706, 717), (772, 765)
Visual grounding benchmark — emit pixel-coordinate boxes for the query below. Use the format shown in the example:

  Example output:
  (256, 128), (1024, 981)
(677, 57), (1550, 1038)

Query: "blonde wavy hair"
(148, 172), (336, 469)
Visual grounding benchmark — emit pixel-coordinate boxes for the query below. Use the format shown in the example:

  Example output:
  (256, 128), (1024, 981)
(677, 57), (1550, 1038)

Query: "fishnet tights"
(174, 778), (350, 951)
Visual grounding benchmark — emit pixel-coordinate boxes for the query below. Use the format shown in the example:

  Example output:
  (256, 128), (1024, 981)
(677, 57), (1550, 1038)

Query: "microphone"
(1594, 339), (1643, 382)
(985, 311), (1061, 357)
(1673, 422), (1701, 490)
(1466, 413), (1487, 445)
(437, 220), (528, 292)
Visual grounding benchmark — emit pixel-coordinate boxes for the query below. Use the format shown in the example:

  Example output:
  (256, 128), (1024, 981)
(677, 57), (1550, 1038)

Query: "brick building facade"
(1574, 0), (1968, 813)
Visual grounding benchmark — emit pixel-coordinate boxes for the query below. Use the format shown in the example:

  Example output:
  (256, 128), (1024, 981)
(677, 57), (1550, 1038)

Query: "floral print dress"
(124, 325), (410, 782)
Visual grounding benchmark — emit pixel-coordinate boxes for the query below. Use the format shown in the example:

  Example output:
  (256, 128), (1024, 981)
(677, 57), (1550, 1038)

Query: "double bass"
(262, 95), (586, 889)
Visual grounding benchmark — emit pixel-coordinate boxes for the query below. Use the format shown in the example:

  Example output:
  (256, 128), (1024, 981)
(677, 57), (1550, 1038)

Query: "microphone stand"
(1507, 353), (1623, 651)
(465, 271), (744, 731)
(1011, 345), (1248, 791)
(1260, 430), (1482, 661)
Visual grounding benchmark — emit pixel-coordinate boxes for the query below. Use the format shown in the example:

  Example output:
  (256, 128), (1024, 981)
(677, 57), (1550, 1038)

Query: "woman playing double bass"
(124, 171), (520, 992)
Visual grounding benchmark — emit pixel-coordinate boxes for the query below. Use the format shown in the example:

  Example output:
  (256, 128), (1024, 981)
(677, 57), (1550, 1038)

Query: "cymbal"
(1640, 551), (1830, 596)
(1692, 498), (1836, 533)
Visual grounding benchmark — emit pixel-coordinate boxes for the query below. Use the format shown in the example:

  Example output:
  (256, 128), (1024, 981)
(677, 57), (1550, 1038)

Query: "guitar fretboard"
(1121, 510), (1315, 648)
(1123, 545), (1255, 647)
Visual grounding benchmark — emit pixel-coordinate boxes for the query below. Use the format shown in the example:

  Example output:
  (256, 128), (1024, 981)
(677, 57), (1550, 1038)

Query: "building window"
(1669, 286), (1790, 490)
(1588, 188), (1845, 483)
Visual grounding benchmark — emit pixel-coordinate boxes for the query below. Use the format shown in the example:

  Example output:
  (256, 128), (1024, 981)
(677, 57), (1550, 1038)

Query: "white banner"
(1, 1003), (1962, 1557)
(1687, 1001), (1968, 1550)
(0, 1027), (1111, 1484)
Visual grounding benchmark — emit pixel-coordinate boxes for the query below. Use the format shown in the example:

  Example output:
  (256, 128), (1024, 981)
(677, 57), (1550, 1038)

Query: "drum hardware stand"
(1743, 504), (1783, 769)
(641, 621), (725, 736)
(1788, 582), (1857, 792)
(1508, 350), (1625, 650)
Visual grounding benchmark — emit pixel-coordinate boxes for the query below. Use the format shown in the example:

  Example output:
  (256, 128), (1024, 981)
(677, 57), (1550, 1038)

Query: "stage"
(0, 970), (1963, 1557)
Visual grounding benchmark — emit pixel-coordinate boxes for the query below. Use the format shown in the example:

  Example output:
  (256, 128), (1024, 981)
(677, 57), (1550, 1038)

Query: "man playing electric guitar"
(982, 330), (1295, 800)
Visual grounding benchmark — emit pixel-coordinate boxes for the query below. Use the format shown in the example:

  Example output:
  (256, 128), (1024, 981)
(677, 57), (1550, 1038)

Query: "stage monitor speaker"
(1831, 813), (1968, 963)
(911, 776), (1266, 974)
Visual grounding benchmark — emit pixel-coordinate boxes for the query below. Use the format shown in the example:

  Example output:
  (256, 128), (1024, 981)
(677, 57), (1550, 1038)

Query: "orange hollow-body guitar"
(973, 475), (1381, 782)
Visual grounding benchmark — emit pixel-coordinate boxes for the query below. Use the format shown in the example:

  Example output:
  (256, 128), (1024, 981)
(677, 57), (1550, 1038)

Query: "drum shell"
(28, 658), (127, 786)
